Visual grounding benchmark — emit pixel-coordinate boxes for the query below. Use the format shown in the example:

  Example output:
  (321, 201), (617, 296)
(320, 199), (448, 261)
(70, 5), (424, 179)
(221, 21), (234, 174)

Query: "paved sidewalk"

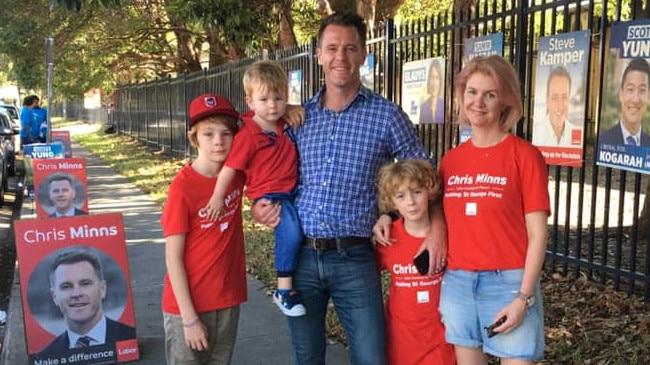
(1, 134), (349, 364)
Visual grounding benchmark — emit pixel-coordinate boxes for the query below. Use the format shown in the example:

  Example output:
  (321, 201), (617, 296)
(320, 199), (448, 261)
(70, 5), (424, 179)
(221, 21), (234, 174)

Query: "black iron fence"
(86, 0), (650, 299)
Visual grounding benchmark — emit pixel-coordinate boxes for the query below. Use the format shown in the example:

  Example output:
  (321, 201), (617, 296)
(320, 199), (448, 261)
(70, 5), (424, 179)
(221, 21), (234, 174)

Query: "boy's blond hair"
(376, 159), (441, 214)
(187, 115), (238, 148)
(243, 60), (288, 97)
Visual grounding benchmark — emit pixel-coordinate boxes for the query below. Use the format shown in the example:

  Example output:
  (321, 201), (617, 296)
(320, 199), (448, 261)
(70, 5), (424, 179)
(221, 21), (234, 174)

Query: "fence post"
(309, 36), (319, 96)
(513, 0), (528, 137)
(384, 18), (395, 101)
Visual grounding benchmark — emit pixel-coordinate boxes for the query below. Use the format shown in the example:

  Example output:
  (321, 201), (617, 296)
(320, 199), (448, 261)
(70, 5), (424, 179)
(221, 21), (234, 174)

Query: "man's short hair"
(317, 12), (367, 48)
(48, 174), (74, 189)
(621, 58), (650, 87)
(546, 66), (571, 93)
(49, 250), (104, 288)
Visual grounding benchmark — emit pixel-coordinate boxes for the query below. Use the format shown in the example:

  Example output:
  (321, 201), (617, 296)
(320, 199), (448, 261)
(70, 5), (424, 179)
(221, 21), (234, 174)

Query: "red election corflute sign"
(14, 213), (139, 364)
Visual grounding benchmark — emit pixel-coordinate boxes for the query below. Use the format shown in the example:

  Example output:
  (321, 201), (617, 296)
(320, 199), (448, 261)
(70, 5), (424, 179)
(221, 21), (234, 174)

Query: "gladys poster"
(51, 130), (73, 158)
(33, 157), (88, 219)
(532, 30), (590, 166)
(14, 213), (139, 364)
(288, 70), (302, 105)
(597, 19), (650, 174)
(460, 33), (504, 143)
(360, 53), (375, 90)
(401, 57), (446, 124)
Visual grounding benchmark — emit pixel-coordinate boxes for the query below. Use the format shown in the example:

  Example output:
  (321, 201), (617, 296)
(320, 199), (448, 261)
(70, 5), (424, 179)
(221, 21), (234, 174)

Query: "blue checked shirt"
(292, 86), (431, 238)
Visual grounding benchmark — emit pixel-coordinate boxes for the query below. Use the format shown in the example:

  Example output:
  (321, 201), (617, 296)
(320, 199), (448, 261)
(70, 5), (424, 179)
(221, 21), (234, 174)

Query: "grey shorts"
(163, 305), (240, 365)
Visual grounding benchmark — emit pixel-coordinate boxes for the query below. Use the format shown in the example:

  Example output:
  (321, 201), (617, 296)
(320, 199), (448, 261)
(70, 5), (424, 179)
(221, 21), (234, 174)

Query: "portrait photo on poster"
(37, 172), (88, 217)
(52, 138), (72, 158)
(26, 245), (132, 349)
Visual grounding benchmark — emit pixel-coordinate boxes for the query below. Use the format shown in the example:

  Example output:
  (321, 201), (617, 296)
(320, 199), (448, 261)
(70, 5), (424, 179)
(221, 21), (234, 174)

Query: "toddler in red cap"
(160, 93), (247, 364)
(204, 60), (307, 317)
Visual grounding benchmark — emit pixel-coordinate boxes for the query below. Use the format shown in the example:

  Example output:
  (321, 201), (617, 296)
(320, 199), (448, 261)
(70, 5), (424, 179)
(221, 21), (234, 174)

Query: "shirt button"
(322, 181), (327, 186)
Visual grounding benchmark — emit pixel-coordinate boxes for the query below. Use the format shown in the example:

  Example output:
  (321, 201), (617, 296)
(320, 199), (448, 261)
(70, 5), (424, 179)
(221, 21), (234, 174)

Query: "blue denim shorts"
(439, 269), (544, 360)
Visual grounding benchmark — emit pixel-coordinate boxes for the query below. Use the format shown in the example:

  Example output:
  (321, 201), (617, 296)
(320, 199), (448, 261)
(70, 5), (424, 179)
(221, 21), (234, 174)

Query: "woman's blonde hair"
(455, 55), (523, 132)
(376, 158), (440, 214)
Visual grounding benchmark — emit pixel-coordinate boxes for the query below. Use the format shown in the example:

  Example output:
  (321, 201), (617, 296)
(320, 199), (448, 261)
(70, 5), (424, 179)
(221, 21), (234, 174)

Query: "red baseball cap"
(188, 93), (239, 127)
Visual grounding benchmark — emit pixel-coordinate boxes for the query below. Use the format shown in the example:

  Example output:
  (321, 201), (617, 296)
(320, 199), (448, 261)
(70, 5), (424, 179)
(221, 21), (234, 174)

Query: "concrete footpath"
(1, 130), (349, 364)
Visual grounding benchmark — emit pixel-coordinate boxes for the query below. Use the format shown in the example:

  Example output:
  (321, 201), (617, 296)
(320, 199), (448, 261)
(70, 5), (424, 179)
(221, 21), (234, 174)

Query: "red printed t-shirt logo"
(204, 96), (216, 107)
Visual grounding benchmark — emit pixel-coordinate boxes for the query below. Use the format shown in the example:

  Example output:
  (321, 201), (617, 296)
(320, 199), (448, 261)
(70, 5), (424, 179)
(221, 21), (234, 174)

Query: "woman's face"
(462, 72), (504, 129)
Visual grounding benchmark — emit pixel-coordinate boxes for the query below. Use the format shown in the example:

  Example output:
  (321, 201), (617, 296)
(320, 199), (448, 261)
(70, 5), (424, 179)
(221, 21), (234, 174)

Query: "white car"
(0, 104), (20, 133)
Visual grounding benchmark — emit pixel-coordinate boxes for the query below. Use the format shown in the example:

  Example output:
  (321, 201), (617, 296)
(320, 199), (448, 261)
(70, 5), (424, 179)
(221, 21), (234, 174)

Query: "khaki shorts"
(164, 305), (240, 365)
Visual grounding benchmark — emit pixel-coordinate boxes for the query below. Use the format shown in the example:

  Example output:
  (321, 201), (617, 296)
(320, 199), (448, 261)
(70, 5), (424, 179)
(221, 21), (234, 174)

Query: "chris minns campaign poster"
(14, 213), (139, 364)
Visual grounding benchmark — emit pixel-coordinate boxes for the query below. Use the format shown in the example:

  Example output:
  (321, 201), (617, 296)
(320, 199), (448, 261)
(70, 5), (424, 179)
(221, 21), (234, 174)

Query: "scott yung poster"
(597, 19), (650, 174)
(14, 213), (139, 364)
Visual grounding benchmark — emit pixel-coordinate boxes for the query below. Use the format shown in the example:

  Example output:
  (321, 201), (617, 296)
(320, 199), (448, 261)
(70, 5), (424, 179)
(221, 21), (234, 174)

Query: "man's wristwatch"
(515, 291), (535, 307)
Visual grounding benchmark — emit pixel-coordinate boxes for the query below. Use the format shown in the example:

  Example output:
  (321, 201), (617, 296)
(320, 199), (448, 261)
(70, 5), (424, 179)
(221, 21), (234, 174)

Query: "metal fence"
(103, 0), (650, 299)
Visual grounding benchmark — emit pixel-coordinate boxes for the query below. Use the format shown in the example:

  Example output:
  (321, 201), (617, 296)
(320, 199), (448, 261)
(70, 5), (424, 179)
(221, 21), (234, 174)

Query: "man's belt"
(303, 236), (371, 250)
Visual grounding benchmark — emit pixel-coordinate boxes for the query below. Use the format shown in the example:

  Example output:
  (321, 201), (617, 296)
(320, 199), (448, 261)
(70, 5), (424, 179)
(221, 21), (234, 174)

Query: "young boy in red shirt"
(204, 60), (305, 317)
(375, 158), (455, 365)
(160, 93), (247, 364)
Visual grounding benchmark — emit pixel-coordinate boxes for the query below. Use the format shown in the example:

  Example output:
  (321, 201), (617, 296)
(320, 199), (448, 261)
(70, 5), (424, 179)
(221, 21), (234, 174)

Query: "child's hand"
(284, 104), (305, 129)
(205, 196), (224, 221)
(184, 320), (208, 351)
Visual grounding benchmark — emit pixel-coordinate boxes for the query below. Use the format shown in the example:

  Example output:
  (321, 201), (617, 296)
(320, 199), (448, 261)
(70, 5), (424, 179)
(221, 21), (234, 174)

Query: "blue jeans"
(261, 192), (303, 277)
(287, 243), (386, 365)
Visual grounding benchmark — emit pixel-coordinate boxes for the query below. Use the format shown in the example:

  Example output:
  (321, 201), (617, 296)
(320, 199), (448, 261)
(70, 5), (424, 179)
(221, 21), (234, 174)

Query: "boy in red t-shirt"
(160, 93), (247, 365)
(375, 159), (455, 365)
(204, 60), (306, 317)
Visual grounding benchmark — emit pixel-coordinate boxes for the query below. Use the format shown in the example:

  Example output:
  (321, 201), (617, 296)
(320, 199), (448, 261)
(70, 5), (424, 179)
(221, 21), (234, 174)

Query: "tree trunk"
(277, 0), (297, 48)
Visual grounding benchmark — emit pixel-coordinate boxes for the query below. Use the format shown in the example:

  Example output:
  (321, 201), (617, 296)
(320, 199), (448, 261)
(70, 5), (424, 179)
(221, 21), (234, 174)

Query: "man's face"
(316, 25), (366, 93)
(546, 75), (570, 127)
(50, 261), (106, 331)
(49, 179), (76, 213)
(619, 69), (649, 131)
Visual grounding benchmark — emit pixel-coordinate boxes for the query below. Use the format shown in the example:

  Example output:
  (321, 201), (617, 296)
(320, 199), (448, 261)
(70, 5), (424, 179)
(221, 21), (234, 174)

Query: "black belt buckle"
(304, 237), (336, 250)
(303, 237), (370, 250)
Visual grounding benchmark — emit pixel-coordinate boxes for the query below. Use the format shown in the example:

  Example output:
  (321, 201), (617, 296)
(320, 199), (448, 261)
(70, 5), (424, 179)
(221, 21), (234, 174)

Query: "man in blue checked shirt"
(252, 12), (447, 365)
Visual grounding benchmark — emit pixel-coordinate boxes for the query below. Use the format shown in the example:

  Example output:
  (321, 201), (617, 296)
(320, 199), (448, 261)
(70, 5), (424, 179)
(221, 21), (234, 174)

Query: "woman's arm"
(493, 210), (548, 334)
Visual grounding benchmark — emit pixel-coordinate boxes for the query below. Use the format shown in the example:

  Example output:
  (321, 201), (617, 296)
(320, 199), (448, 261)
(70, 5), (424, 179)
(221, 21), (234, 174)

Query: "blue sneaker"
(273, 289), (306, 317)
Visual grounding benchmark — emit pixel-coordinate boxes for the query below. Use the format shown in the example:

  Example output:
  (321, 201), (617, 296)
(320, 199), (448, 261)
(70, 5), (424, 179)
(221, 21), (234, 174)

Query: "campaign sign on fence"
(51, 130), (73, 158)
(360, 53), (375, 89)
(33, 157), (88, 218)
(14, 213), (139, 364)
(459, 33), (504, 143)
(401, 57), (446, 124)
(22, 143), (64, 199)
(596, 19), (650, 174)
(532, 30), (590, 166)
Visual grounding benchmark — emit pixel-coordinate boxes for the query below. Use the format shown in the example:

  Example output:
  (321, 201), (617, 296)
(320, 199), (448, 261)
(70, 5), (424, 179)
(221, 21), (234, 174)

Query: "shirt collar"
(619, 121), (640, 145)
(307, 84), (371, 112)
(66, 316), (107, 348)
(54, 206), (76, 217)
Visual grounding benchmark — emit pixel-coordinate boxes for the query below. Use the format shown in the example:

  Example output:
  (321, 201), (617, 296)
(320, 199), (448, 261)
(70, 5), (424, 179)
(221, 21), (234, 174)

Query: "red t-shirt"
(439, 134), (550, 270)
(375, 218), (456, 365)
(225, 114), (297, 199)
(160, 163), (247, 314)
